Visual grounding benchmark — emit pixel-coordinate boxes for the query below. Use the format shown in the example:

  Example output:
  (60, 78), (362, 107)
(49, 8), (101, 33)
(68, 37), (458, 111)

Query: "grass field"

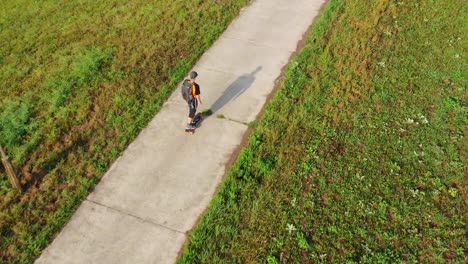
(0, 0), (250, 262)
(180, 0), (467, 262)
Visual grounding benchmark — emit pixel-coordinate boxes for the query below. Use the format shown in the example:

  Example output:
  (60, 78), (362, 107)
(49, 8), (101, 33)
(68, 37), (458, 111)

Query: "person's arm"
(194, 83), (202, 104)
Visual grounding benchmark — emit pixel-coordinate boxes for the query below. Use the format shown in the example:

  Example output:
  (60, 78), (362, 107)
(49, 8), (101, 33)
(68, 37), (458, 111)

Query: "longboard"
(185, 113), (204, 134)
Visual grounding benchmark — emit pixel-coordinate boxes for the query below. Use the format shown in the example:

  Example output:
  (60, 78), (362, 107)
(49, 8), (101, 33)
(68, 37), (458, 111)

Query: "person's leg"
(191, 100), (198, 125)
(187, 101), (196, 127)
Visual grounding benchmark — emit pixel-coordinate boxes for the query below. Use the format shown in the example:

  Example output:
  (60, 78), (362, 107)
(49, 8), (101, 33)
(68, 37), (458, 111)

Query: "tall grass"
(180, 0), (467, 262)
(0, 0), (250, 262)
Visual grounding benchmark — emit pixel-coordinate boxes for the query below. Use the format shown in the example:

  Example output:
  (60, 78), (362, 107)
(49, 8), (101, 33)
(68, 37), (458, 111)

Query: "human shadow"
(209, 66), (262, 114)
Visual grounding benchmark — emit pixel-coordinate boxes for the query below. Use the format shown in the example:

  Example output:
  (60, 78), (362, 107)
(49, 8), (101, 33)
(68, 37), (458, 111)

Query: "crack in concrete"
(86, 199), (185, 235)
(195, 65), (276, 79)
(220, 35), (295, 53)
(218, 116), (249, 126)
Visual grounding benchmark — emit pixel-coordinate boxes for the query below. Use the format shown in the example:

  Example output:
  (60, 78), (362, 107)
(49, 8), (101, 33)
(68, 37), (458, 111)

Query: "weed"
(201, 109), (213, 116)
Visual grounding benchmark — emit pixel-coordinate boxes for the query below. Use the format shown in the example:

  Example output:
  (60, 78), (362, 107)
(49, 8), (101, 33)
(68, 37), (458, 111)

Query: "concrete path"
(36, 0), (325, 263)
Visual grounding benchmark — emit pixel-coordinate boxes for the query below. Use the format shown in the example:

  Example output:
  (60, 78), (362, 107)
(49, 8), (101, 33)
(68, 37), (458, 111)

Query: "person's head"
(189, 71), (198, 81)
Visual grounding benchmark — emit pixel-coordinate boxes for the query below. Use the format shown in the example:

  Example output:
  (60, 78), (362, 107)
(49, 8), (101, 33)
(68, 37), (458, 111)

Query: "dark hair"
(189, 71), (198, 79)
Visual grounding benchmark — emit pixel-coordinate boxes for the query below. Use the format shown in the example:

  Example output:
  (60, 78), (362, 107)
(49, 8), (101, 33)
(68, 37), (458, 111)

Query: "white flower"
(454, 54), (460, 59)
(356, 173), (365, 180)
(377, 61), (386, 67)
(286, 223), (297, 234)
(406, 118), (414, 124)
(418, 114), (429, 124)
(410, 189), (419, 197)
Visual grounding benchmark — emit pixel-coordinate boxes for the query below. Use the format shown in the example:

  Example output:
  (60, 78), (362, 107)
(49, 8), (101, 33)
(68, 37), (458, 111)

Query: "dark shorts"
(188, 99), (198, 118)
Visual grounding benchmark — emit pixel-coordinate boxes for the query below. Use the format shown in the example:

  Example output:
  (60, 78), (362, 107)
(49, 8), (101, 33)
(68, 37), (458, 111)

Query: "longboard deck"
(184, 113), (204, 134)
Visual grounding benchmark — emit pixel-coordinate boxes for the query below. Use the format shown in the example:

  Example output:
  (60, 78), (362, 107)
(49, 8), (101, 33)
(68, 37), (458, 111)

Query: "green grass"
(180, 0), (467, 262)
(0, 0), (250, 262)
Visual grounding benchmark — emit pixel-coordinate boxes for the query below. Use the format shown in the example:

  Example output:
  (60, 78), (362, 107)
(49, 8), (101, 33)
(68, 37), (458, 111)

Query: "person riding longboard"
(181, 71), (202, 133)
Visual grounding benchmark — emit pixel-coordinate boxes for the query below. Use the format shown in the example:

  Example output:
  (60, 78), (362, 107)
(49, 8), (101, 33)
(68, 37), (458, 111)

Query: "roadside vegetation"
(0, 0), (250, 262)
(180, 0), (467, 262)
